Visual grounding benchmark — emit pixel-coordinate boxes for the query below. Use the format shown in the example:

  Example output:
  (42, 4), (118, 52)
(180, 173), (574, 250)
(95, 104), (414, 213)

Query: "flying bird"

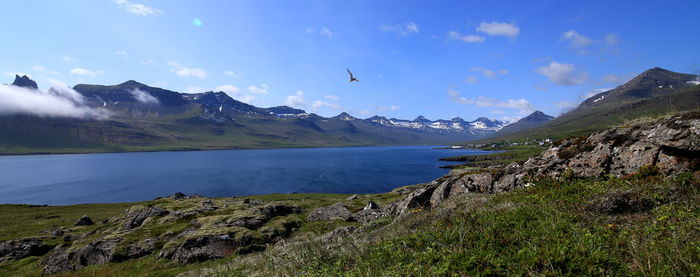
(347, 68), (359, 82)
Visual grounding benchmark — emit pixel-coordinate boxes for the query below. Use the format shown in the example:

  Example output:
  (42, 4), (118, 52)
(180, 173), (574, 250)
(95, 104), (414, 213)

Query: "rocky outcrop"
(124, 206), (169, 230)
(388, 112), (700, 215)
(74, 215), (94, 226)
(0, 238), (51, 262)
(42, 239), (120, 274)
(169, 231), (264, 263)
(308, 203), (352, 221)
(11, 74), (38, 89)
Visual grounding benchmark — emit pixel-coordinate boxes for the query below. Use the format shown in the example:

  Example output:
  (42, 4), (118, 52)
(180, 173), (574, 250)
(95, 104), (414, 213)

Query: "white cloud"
(319, 27), (334, 38)
(561, 30), (592, 49)
(604, 34), (619, 46)
(168, 61), (207, 79)
(471, 67), (509, 78)
(215, 85), (241, 96)
(583, 88), (611, 99)
(390, 105), (400, 111)
(306, 27), (336, 38)
(141, 60), (155, 65)
(536, 61), (588, 86)
(311, 100), (341, 110)
(62, 55), (77, 62)
(248, 84), (269, 94)
(448, 31), (485, 43)
(130, 89), (159, 104)
(324, 94), (340, 101)
(285, 90), (305, 108)
(115, 50), (128, 58)
(238, 95), (256, 104)
(465, 75), (479, 84)
(0, 83), (109, 119)
(185, 86), (204, 94)
(448, 90), (533, 114)
(359, 110), (371, 116)
(476, 21), (520, 39)
(223, 71), (241, 79)
(70, 68), (101, 77)
(114, 0), (163, 16)
(379, 22), (420, 37)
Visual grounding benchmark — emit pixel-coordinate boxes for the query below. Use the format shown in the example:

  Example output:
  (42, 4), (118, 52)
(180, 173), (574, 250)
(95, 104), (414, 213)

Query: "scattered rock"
(124, 206), (169, 230)
(42, 239), (119, 274)
(0, 238), (51, 263)
(363, 201), (379, 211)
(308, 203), (352, 221)
(170, 192), (186, 200)
(242, 198), (264, 205)
(321, 226), (357, 243)
(74, 215), (94, 226)
(347, 195), (358, 200)
(170, 231), (264, 264)
(113, 238), (159, 261)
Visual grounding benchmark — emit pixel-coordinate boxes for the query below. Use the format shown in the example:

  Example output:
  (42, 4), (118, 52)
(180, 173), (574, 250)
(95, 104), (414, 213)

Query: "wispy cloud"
(114, 0), (163, 16)
(448, 90), (533, 114)
(70, 68), (102, 77)
(115, 50), (128, 59)
(324, 94), (340, 101)
(62, 55), (77, 62)
(130, 89), (159, 104)
(167, 61), (207, 79)
(448, 31), (484, 43)
(465, 75), (479, 84)
(561, 30), (593, 49)
(215, 85), (241, 96)
(476, 21), (520, 39)
(305, 27), (336, 38)
(379, 22), (420, 37)
(248, 84), (269, 94)
(223, 71), (241, 79)
(0, 83), (109, 119)
(604, 34), (619, 46)
(471, 67), (508, 78)
(536, 61), (588, 86)
(285, 90), (305, 108)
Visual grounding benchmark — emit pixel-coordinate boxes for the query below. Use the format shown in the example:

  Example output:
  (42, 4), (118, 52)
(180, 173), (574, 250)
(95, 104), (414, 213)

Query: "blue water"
(0, 146), (490, 205)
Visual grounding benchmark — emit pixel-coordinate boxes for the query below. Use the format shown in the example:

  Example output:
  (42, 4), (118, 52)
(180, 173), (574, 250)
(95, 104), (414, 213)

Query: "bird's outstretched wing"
(346, 68), (354, 79)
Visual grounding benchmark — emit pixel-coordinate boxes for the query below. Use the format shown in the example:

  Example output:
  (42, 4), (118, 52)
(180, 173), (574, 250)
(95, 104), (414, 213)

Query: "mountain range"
(0, 75), (549, 154)
(472, 67), (700, 143)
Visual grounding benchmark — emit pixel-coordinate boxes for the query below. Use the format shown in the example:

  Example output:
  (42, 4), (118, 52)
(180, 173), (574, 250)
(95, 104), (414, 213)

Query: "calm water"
(0, 146), (490, 205)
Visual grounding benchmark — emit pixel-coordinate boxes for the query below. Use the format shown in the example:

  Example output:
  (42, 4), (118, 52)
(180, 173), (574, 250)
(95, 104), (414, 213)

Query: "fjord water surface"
(0, 146), (490, 205)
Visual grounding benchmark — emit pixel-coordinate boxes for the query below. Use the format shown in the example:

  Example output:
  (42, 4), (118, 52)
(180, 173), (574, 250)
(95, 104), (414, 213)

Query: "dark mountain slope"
(466, 67), (700, 144)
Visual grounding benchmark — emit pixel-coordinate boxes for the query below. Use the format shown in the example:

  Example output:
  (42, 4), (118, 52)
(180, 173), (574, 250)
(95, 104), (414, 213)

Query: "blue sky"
(2, 0), (699, 121)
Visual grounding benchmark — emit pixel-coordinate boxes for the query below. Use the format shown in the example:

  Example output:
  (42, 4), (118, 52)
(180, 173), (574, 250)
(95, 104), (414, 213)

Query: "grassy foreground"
(188, 170), (699, 276)
(0, 193), (402, 276)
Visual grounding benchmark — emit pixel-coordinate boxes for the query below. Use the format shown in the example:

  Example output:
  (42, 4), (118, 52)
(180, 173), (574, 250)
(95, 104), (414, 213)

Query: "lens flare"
(192, 17), (203, 27)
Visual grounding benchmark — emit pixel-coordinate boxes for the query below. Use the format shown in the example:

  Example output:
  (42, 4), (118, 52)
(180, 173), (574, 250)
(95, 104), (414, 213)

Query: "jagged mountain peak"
(413, 116), (431, 123)
(522, 111), (554, 121)
(334, 112), (357, 121)
(11, 75), (38, 89)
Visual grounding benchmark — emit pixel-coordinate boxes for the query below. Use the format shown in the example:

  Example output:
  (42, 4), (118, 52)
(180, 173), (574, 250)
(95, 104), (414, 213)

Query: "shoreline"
(0, 143), (460, 157)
